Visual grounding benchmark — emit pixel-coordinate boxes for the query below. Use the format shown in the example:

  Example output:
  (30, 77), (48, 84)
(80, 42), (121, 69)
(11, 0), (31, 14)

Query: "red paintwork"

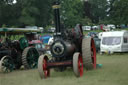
(42, 58), (50, 78)
(47, 61), (72, 67)
(78, 54), (83, 77)
(29, 40), (42, 44)
(91, 38), (96, 69)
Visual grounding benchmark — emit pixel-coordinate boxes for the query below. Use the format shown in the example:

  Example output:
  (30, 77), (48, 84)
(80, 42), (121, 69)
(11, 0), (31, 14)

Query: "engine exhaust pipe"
(52, 1), (61, 35)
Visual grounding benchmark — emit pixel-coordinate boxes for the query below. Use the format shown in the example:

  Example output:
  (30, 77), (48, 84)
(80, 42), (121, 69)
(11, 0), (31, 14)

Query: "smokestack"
(52, 1), (61, 34)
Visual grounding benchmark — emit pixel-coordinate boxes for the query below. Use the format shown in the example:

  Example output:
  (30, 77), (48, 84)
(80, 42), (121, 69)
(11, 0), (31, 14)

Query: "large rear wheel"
(82, 37), (96, 70)
(73, 52), (83, 77)
(22, 47), (39, 69)
(38, 54), (50, 79)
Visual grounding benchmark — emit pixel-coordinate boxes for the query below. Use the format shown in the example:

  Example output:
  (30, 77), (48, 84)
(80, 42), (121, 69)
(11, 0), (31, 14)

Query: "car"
(38, 27), (44, 32)
(82, 26), (91, 31)
(87, 32), (98, 38)
(94, 38), (101, 52)
(92, 26), (98, 30)
(48, 27), (55, 33)
(107, 24), (116, 29)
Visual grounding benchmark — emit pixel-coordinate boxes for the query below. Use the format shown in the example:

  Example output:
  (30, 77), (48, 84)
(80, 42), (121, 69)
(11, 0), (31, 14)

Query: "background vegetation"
(0, 0), (128, 28)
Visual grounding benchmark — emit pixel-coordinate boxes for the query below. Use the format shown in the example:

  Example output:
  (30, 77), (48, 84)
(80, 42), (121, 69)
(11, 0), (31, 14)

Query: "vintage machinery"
(0, 28), (40, 72)
(38, 1), (96, 79)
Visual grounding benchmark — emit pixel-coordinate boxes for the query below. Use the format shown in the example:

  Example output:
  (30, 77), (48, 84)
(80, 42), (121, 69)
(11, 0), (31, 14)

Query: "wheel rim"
(0, 56), (14, 73)
(42, 58), (50, 78)
(27, 48), (39, 68)
(78, 54), (83, 77)
(91, 39), (96, 69)
(73, 52), (83, 77)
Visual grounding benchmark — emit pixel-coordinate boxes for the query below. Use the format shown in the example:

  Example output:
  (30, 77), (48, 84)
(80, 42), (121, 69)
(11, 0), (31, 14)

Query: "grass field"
(0, 53), (128, 85)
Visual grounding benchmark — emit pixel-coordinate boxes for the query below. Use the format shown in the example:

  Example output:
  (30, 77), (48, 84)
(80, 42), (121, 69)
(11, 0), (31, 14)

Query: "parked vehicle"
(107, 24), (116, 29)
(87, 32), (98, 38)
(29, 40), (46, 55)
(38, 27), (44, 32)
(82, 26), (91, 31)
(40, 35), (52, 44)
(92, 26), (98, 30)
(100, 30), (128, 53)
(87, 32), (100, 52)
(0, 28), (41, 72)
(94, 38), (101, 52)
(48, 27), (55, 33)
(38, 2), (96, 79)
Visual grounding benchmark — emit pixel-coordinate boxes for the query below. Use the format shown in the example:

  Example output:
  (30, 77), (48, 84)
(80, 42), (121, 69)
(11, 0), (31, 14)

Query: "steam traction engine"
(0, 28), (40, 72)
(38, 2), (96, 79)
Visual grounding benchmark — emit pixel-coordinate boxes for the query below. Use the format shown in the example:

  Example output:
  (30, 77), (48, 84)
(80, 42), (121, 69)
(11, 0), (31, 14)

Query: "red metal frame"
(42, 58), (50, 78)
(91, 38), (96, 69)
(47, 60), (72, 68)
(78, 54), (83, 76)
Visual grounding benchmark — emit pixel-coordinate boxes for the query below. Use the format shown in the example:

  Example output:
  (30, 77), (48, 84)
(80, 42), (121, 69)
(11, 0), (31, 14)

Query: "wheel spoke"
(78, 55), (83, 77)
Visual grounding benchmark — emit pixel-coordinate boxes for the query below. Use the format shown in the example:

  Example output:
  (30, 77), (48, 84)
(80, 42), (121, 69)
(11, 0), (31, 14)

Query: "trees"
(108, 0), (128, 25)
(0, 0), (128, 27)
(60, 0), (85, 27)
(0, 0), (22, 27)
(0, 0), (52, 27)
(19, 0), (52, 27)
(84, 0), (108, 24)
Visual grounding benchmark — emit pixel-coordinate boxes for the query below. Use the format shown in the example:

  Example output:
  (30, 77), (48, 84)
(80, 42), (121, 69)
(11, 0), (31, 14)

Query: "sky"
(13, 0), (16, 3)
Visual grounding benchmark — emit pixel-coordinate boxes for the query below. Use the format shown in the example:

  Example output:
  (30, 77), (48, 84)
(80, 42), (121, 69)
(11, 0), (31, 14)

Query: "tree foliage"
(60, 0), (84, 27)
(108, 0), (128, 25)
(84, 0), (108, 24)
(0, 0), (128, 27)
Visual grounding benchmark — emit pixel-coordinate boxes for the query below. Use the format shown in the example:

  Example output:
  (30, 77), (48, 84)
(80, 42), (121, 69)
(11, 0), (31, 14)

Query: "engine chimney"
(52, 1), (61, 35)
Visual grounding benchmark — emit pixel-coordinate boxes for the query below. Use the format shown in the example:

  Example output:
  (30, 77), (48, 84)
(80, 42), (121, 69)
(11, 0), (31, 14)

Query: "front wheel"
(38, 54), (50, 79)
(0, 56), (14, 73)
(73, 52), (83, 77)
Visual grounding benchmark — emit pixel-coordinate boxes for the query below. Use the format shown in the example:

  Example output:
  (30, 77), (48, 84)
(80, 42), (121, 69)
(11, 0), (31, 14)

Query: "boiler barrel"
(50, 40), (76, 57)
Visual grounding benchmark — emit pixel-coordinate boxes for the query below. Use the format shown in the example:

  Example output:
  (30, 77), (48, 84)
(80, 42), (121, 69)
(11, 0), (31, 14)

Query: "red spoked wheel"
(73, 52), (83, 77)
(38, 54), (50, 79)
(82, 37), (96, 70)
(91, 38), (96, 69)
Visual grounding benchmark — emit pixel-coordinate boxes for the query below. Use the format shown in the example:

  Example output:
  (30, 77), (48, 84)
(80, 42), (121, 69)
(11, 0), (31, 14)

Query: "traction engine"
(38, 1), (96, 79)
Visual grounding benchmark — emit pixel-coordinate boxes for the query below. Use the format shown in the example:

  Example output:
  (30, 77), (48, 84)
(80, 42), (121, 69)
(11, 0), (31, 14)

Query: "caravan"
(100, 30), (128, 53)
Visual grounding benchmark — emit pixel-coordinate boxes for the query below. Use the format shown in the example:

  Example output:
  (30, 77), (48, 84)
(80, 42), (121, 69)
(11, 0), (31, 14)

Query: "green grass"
(0, 53), (128, 85)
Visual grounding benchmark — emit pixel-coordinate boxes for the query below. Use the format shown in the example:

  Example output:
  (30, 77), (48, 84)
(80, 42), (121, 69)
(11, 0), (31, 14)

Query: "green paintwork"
(19, 37), (29, 50)
(26, 48), (39, 68)
(0, 28), (41, 34)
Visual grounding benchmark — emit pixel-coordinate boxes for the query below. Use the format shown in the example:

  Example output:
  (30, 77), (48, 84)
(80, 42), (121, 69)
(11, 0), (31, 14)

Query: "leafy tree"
(108, 0), (128, 25)
(60, 0), (84, 27)
(84, 0), (108, 24)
